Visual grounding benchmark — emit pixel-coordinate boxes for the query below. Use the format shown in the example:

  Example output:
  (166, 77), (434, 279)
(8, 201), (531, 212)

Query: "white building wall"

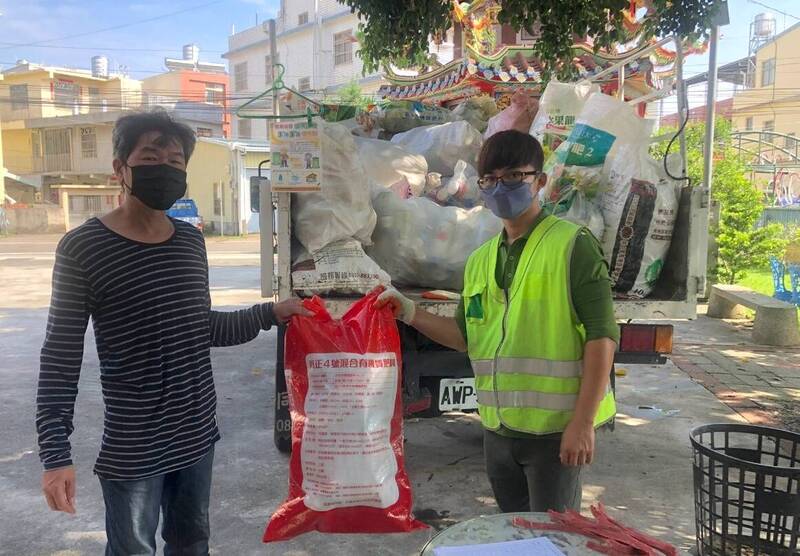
(320, 15), (365, 88)
(226, 35), (271, 141)
(277, 0), (302, 31)
(72, 124), (114, 174)
(277, 27), (316, 91)
(227, 0), (450, 138)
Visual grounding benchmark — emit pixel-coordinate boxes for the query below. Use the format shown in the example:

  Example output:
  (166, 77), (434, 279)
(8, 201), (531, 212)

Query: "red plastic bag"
(263, 291), (427, 542)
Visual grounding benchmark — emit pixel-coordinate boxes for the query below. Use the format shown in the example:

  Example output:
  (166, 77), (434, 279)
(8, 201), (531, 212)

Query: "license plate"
(438, 378), (478, 411)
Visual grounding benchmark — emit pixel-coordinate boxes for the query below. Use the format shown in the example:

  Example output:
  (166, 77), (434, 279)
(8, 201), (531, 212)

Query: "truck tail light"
(619, 324), (673, 354)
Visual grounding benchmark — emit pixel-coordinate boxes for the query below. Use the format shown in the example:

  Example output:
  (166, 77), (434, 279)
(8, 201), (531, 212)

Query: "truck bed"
(295, 183), (704, 321)
(296, 288), (460, 319)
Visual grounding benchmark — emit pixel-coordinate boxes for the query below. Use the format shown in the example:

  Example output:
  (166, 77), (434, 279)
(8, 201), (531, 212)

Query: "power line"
(0, 1), (224, 50)
(0, 43), (227, 54)
(747, 0), (800, 22)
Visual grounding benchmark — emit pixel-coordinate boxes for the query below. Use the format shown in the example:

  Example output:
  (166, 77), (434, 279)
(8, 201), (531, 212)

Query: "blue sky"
(0, 0), (798, 108)
(0, 0), (280, 77)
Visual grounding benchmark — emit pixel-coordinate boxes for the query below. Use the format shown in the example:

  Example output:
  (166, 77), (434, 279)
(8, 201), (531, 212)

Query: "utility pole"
(269, 18), (278, 117)
(702, 1), (730, 296)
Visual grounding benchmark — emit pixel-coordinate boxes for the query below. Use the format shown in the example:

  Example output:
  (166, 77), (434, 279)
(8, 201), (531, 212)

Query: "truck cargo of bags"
(602, 152), (680, 299)
(353, 136), (428, 195)
(541, 92), (679, 298)
(367, 189), (502, 290)
(390, 120), (483, 176)
(483, 89), (539, 141)
(291, 239), (391, 296)
(530, 80), (599, 152)
(292, 121), (376, 254)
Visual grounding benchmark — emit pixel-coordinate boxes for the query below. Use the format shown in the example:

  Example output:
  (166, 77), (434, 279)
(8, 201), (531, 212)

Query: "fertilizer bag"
(291, 239), (391, 296)
(530, 80), (599, 151)
(263, 291), (426, 542)
(602, 152), (679, 299)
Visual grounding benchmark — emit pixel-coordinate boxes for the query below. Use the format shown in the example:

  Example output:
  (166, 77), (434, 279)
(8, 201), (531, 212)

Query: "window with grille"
(764, 120), (775, 132)
(10, 84), (28, 110)
(70, 195), (101, 212)
(298, 11), (309, 25)
(238, 118), (251, 139)
(80, 127), (97, 159)
(334, 30), (354, 66)
(205, 83), (224, 104)
(234, 62), (248, 92)
(88, 87), (100, 112)
(761, 58), (775, 87)
(265, 54), (280, 85)
(197, 127), (213, 138)
(85, 195), (101, 212)
(786, 133), (796, 149)
(745, 117), (753, 131)
(298, 77), (311, 92)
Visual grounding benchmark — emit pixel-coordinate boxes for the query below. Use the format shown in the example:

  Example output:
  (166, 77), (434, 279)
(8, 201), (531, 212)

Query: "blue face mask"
(480, 180), (535, 220)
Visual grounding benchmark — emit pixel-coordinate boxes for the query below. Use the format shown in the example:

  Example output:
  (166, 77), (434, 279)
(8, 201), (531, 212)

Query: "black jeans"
(483, 430), (582, 513)
(99, 448), (214, 556)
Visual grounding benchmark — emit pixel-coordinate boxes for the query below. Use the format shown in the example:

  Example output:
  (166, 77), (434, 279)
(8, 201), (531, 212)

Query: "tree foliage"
(343, 0), (723, 79)
(652, 119), (785, 285)
(336, 80), (370, 109)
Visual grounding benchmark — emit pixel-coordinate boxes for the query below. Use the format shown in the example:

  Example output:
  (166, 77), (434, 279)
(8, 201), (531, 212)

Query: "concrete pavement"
(0, 233), (745, 555)
(672, 310), (800, 431)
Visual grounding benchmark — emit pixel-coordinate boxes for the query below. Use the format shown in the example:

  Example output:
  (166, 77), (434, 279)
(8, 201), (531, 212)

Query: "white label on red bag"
(301, 352), (399, 511)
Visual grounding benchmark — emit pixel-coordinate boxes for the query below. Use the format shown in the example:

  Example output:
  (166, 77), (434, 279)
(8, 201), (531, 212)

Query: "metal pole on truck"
(674, 41), (689, 180)
(701, 1), (730, 297)
(701, 25), (720, 298)
(269, 20), (292, 302)
(259, 18), (279, 298)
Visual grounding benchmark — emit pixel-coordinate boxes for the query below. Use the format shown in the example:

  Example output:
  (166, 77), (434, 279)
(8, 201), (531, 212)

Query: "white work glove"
(375, 287), (416, 325)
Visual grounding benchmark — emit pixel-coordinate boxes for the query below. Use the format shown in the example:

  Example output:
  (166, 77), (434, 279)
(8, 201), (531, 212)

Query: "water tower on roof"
(183, 44), (200, 65)
(91, 55), (109, 78)
(748, 12), (776, 86)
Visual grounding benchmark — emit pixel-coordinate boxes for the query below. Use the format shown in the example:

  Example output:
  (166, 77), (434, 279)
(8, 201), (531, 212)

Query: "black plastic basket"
(691, 423), (800, 556)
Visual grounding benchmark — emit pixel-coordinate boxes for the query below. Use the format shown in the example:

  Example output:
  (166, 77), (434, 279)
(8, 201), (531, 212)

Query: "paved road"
(0, 233), (742, 555)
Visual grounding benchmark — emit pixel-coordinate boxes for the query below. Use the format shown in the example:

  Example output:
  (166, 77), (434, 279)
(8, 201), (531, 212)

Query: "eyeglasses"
(477, 171), (539, 190)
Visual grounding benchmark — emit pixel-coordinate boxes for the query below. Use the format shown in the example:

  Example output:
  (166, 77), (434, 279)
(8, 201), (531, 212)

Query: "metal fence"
(758, 207), (800, 228)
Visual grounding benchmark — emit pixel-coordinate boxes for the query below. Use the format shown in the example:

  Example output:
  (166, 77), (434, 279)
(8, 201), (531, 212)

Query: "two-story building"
(223, 1), (377, 141)
(142, 44), (231, 139)
(732, 22), (800, 146)
(223, 0), (455, 141)
(0, 59), (144, 227)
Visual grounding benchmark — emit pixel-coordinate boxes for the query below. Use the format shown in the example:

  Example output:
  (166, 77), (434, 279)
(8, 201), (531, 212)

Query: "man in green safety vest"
(377, 129), (619, 513)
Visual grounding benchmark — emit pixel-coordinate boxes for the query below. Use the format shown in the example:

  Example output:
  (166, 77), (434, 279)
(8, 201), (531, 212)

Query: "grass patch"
(734, 269), (773, 297)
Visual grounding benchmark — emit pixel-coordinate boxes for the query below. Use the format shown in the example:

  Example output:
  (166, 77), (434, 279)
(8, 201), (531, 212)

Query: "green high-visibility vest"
(462, 214), (616, 435)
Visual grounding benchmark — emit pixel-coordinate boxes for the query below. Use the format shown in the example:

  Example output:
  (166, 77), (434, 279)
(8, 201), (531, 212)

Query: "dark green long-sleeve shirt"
(455, 213), (619, 438)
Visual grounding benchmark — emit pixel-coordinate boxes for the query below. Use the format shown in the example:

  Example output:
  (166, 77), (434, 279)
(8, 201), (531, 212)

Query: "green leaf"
(344, 0), (720, 80)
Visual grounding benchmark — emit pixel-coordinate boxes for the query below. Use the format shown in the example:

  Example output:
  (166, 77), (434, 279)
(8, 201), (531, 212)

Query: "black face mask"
(127, 164), (187, 211)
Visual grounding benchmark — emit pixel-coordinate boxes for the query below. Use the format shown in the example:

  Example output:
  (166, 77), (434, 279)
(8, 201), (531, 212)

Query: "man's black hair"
(477, 130), (544, 176)
(112, 108), (196, 163)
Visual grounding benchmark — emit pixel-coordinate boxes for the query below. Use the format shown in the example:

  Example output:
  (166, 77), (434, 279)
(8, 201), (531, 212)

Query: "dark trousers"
(483, 430), (582, 513)
(99, 448), (214, 556)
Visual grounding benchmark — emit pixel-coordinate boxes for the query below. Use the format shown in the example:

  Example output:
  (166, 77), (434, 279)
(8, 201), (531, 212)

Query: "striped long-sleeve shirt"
(36, 217), (276, 480)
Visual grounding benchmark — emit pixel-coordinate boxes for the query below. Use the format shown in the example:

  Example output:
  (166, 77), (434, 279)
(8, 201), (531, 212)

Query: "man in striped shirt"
(36, 109), (308, 555)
